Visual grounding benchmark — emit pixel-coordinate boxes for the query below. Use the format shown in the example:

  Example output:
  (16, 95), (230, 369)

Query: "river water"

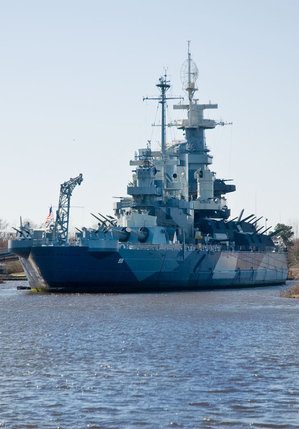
(0, 281), (298, 429)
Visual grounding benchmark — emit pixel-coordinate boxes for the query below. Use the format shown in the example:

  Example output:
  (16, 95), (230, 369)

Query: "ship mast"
(156, 73), (170, 156)
(144, 73), (180, 157)
(186, 40), (197, 105)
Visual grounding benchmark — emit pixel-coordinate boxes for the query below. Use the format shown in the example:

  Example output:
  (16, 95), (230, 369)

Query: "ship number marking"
(118, 258), (124, 264)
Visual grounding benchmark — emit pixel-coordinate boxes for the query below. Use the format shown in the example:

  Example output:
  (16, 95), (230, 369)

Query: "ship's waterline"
(17, 246), (287, 292)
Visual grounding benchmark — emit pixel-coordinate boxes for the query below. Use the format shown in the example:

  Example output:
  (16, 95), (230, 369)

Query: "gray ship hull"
(10, 241), (288, 292)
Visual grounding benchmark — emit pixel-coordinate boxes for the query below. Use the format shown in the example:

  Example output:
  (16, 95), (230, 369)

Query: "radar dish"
(180, 58), (198, 94)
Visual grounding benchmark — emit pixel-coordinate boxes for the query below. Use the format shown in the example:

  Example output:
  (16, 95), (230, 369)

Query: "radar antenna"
(180, 41), (198, 104)
(55, 173), (83, 244)
(143, 72), (182, 156)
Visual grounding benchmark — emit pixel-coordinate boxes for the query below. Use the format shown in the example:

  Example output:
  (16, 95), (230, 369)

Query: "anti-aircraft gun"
(54, 174), (83, 244)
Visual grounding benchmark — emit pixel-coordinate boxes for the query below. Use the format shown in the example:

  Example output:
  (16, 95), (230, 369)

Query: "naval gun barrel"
(90, 213), (111, 232)
(106, 215), (116, 221)
(226, 216), (238, 224)
(268, 228), (283, 238)
(91, 213), (104, 224)
(240, 214), (255, 223)
(254, 225), (272, 235)
(12, 226), (23, 235)
(12, 226), (32, 238)
(98, 213), (116, 226)
(253, 216), (263, 225)
(91, 212), (130, 241)
(237, 209), (244, 223)
(260, 226), (272, 235)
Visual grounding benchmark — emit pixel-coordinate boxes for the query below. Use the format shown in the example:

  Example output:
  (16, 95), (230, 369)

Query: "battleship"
(9, 45), (288, 292)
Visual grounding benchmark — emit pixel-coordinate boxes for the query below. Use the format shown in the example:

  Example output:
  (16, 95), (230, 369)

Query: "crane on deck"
(54, 174), (83, 244)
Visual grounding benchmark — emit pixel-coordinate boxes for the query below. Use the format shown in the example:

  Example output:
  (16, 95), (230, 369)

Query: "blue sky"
(1, 0), (299, 234)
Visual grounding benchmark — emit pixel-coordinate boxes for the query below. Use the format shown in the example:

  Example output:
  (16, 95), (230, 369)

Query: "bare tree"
(0, 218), (9, 247)
(0, 218), (8, 230)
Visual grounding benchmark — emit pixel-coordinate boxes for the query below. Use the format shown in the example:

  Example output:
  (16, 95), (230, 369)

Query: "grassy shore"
(283, 242), (299, 298)
(281, 283), (299, 298)
(0, 257), (26, 282)
(287, 264), (299, 281)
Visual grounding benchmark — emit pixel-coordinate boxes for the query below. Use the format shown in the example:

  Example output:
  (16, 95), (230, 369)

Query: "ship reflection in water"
(0, 281), (298, 428)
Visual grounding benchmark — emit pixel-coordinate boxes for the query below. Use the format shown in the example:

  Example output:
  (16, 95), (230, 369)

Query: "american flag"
(45, 206), (53, 225)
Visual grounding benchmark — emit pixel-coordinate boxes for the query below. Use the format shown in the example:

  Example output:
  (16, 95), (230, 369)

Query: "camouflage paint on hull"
(14, 244), (288, 293)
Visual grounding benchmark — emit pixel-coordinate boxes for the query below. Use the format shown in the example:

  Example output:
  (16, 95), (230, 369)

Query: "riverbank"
(0, 248), (26, 282)
(281, 283), (299, 298)
(1, 273), (27, 281)
(287, 265), (299, 280)
(284, 259), (299, 297)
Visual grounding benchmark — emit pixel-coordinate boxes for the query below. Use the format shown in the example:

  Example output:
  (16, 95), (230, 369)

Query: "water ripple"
(0, 281), (298, 428)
